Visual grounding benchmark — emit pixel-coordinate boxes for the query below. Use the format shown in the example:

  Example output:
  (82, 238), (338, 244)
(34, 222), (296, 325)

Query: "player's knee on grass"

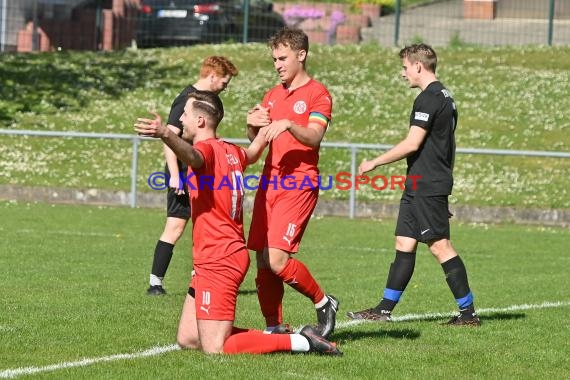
(197, 320), (233, 354)
(177, 331), (200, 350)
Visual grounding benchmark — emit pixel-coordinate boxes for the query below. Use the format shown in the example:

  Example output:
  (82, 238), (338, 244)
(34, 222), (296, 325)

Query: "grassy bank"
(1, 44), (568, 208)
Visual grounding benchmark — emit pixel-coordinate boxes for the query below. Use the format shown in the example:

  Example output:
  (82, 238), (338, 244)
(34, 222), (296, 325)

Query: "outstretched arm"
(359, 126), (427, 174)
(134, 112), (204, 169)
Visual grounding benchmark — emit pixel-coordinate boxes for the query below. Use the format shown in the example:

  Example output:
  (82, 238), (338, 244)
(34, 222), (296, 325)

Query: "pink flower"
(284, 6), (326, 26)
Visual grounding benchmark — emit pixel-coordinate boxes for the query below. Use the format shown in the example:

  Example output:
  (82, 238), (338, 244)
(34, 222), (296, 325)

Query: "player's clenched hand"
(264, 119), (290, 142)
(134, 112), (166, 138)
(169, 175), (185, 195)
(358, 159), (377, 175)
(247, 104), (271, 128)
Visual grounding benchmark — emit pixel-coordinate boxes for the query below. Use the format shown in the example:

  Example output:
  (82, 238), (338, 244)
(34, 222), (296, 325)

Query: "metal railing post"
(0, 0), (7, 52)
(130, 137), (140, 208)
(32, 0), (39, 51)
(394, 0), (401, 47)
(242, 0), (250, 44)
(349, 146), (357, 219)
(548, 0), (555, 46)
(95, 0), (103, 50)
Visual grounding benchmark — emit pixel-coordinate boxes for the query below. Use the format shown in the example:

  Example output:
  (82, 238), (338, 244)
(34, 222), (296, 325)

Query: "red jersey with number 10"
(261, 79), (332, 181)
(187, 138), (248, 265)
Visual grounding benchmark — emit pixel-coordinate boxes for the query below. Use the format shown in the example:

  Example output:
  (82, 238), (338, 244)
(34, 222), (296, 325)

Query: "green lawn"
(1, 201), (569, 379)
(1, 44), (569, 209)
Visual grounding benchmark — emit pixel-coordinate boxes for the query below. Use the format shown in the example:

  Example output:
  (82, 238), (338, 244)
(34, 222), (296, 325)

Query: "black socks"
(151, 240), (175, 279)
(377, 250), (416, 312)
(442, 255), (476, 317)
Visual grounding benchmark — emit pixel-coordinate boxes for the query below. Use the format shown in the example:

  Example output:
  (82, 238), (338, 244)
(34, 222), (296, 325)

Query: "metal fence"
(1, 129), (569, 218)
(1, 0), (570, 52)
(369, 0), (570, 47)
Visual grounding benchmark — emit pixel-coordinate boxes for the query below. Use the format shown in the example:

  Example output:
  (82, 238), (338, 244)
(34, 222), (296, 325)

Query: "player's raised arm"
(134, 112), (204, 169)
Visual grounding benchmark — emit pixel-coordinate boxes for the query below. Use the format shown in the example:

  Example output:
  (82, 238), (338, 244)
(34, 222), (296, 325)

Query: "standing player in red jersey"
(246, 27), (339, 339)
(135, 90), (341, 355)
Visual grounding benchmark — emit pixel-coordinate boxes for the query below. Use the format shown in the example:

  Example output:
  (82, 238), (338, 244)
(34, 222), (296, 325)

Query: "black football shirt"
(405, 81), (457, 196)
(164, 85), (197, 179)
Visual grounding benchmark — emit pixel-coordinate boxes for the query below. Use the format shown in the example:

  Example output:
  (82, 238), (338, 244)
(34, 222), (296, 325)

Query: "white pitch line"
(16, 228), (122, 238)
(336, 300), (570, 328)
(2, 301), (569, 379)
(0, 345), (180, 379)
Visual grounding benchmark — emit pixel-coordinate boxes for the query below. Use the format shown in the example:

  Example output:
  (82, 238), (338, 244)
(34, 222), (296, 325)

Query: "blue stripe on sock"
(456, 292), (474, 309)
(383, 288), (403, 302)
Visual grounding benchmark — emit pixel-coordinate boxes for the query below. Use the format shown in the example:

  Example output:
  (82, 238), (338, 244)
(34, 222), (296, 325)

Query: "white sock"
(290, 334), (310, 352)
(314, 295), (328, 309)
(149, 274), (163, 286)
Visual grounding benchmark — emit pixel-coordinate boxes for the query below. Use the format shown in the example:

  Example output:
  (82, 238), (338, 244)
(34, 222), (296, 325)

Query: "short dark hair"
(187, 90), (224, 126)
(268, 27), (309, 55)
(399, 43), (437, 73)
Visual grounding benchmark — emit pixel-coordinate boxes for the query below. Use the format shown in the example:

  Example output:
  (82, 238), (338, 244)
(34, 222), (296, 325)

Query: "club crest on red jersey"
(293, 100), (307, 115)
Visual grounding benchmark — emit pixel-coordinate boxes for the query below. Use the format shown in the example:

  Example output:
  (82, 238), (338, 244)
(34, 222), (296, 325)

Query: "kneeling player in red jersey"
(135, 90), (342, 356)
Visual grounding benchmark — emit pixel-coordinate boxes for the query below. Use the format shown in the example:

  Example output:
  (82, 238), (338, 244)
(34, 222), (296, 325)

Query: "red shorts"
(247, 186), (318, 253)
(191, 249), (250, 321)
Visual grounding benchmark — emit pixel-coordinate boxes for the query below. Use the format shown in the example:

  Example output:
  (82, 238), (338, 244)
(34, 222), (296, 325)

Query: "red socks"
(277, 258), (324, 304)
(256, 268), (284, 326)
(256, 259), (325, 328)
(223, 330), (292, 354)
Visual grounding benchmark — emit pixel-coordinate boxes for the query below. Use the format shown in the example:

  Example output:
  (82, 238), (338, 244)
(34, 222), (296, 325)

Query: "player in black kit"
(346, 44), (480, 326)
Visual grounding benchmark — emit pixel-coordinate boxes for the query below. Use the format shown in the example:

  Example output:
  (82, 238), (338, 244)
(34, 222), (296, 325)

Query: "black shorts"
(165, 162), (190, 219)
(395, 192), (452, 243)
(166, 187), (190, 219)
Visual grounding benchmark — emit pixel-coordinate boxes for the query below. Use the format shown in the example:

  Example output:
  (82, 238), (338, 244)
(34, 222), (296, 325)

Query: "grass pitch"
(1, 201), (569, 379)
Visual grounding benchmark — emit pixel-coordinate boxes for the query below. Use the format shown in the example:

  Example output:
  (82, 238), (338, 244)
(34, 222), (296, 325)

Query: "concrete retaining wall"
(1, 184), (568, 227)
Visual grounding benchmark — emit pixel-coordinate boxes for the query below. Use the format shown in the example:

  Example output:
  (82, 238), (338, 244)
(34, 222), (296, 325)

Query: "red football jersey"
(187, 138), (248, 264)
(261, 79), (332, 182)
